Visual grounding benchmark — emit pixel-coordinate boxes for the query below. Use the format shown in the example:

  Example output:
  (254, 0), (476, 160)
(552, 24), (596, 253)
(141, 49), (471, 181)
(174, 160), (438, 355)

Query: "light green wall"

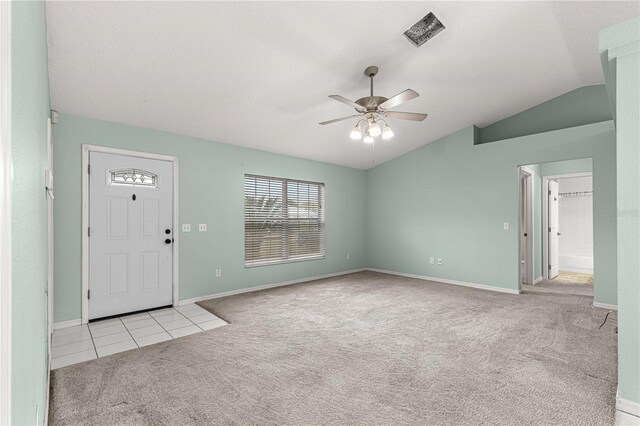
(479, 85), (613, 144)
(366, 122), (616, 304)
(53, 114), (366, 322)
(11, 1), (50, 424)
(600, 16), (640, 406)
(540, 158), (593, 177)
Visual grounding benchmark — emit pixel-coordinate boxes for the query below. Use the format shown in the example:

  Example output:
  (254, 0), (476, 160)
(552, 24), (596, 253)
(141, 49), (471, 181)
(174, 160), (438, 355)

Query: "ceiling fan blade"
(329, 95), (366, 112)
(384, 111), (428, 121)
(319, 115), (362, 125)
(379, 89), (419, 110)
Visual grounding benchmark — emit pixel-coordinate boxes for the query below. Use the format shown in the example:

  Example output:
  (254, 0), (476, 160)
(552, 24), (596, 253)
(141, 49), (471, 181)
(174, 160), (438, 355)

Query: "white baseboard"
(616, 395), (640, 424)
(560, 266), (594, 274)
(594, 301), (618, 310)
(177, 268), (366, 306)
(533, 276), (543, 284)
(559, 254), (593, 273)
(366, 268), (521, 295)
(52, 319), (81, 330)
(616, 410), (640, 425)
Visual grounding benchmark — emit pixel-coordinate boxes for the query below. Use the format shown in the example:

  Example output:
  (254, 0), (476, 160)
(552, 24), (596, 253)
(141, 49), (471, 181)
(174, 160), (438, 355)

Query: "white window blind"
(244, 174), (325, 266)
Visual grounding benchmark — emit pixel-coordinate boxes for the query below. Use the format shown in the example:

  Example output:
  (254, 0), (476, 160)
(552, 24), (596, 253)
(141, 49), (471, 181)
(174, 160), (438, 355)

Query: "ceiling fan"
(320, 66), (428, 143)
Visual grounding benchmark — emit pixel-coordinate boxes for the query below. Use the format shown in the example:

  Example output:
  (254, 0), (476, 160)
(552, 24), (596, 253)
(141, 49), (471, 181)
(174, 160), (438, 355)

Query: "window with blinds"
(244, 174), (325, 266)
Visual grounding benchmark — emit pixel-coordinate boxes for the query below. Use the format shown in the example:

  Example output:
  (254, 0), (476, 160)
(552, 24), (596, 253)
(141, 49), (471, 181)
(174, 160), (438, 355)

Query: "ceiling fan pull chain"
(369, 139), (376, 166)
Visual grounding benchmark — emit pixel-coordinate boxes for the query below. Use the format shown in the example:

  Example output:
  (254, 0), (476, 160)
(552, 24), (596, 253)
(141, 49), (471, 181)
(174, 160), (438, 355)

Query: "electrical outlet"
(198, 224), (207, 232)
(215, 268), (222, 277)
(346, 253), (351, 260)
(437, 258), (443, 265)
(429, 257), (435, 264)
(182, 224), (191, 232)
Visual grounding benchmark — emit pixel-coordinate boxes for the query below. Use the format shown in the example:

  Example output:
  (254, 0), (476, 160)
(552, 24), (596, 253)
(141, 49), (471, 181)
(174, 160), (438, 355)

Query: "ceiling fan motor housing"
(355, 96), (388, 112)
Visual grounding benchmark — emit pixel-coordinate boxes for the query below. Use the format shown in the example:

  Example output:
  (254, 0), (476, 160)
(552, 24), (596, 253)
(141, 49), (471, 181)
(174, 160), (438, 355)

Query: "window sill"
(245, 255), (325, 268)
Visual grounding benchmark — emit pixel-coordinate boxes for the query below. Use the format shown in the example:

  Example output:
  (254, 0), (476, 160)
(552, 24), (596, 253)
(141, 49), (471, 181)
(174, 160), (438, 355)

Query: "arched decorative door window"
(108, 168), (158, 187)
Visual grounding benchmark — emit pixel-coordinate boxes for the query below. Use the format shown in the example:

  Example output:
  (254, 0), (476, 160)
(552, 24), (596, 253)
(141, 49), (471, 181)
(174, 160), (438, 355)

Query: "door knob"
(165, 238), (173, 244)
(165, 229), (171, 234)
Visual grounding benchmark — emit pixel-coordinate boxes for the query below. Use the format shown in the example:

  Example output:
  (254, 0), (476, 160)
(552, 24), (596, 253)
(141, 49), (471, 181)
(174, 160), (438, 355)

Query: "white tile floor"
(51, 304), (227, 370)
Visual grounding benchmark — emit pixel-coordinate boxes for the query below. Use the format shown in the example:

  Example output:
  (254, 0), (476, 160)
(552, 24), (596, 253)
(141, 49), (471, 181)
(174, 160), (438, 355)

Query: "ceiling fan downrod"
(365, 65), (378, 98)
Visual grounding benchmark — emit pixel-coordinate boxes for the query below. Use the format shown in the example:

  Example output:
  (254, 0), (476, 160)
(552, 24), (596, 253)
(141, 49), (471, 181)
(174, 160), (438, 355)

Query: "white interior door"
(520, 174), (526, 282)
(89, 152), (173, 320)
(548, 180), (559, 279)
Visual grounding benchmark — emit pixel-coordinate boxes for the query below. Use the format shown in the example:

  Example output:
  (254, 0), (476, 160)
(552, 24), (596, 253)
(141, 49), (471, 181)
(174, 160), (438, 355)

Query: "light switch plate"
(437, 258), (443, 265)
(503, 222), (510, 230)
(430, 257), (435, 264)
(182, 224), (191, 232)
(198, 224), (207, 232)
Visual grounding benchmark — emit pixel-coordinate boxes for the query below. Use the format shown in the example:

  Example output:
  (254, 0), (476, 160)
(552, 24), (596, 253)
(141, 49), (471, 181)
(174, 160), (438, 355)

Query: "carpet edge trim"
(366, 268), (521, 295)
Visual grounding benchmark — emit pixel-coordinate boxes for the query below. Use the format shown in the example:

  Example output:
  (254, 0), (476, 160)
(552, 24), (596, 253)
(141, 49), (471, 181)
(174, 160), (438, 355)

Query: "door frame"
(542, 172), (592, 280)
(518, 166), (535, 287)
(0, 1), (11, 422)
(46, 118), (53, 359)
(81, 144), (179, 324)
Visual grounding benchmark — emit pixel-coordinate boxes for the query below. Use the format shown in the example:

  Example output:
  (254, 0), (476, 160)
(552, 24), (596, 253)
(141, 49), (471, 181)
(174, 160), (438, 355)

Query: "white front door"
(548, 180), (559, 279)
(89, 152), (173, 320)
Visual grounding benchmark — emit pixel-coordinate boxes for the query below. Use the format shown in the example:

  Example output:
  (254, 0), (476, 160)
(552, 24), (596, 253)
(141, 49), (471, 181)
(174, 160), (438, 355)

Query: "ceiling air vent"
(403, 12), (445, 47)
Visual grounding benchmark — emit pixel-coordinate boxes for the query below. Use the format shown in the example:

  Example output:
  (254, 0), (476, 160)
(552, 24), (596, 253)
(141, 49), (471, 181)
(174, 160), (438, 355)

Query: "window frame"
(244, 174), (326, 268)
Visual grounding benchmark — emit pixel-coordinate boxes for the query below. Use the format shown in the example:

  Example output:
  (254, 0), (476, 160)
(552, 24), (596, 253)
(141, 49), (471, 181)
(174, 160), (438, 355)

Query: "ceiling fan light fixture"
(363, 131), (374, 144)
(350, 124), (362, 140)
(382, 123), (394, 140)
(368, 120), (382, 137)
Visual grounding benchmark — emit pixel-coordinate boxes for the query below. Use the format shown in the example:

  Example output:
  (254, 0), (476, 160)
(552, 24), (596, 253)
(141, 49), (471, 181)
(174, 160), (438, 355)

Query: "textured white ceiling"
(46, 1), (639, 169)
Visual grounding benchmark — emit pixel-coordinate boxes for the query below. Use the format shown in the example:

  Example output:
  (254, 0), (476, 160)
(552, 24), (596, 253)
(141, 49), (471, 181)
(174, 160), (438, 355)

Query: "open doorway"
(545, 173), (593, 285)
(518, 159), (594, 297)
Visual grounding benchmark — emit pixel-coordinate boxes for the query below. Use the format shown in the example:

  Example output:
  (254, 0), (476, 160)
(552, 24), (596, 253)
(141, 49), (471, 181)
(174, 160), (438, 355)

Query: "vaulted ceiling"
(46, 2), (638, 169)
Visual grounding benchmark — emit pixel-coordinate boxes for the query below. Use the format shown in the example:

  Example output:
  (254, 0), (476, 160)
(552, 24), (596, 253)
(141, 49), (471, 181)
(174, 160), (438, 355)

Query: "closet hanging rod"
(559, 190), (593, 198)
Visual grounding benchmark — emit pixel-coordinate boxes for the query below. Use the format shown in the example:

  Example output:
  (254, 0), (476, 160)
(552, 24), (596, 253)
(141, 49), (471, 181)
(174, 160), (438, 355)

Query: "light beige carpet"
(49, 271), (617, 425)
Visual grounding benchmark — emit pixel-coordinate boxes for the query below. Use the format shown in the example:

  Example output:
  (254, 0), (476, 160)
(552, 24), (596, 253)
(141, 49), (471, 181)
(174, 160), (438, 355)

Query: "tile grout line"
(178, 308), (208, 331)
(51, 324), (97, 368)
(88, 320), (133, 339)
(93, 318), (134, 358)
(179, 306), (226, 331)
(51, 325), (94, 364)
(86, 323), (99, 359)
(154, 308), (201, 336)
(120, 315), (142, 350)
(148, 310), (177, 341)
